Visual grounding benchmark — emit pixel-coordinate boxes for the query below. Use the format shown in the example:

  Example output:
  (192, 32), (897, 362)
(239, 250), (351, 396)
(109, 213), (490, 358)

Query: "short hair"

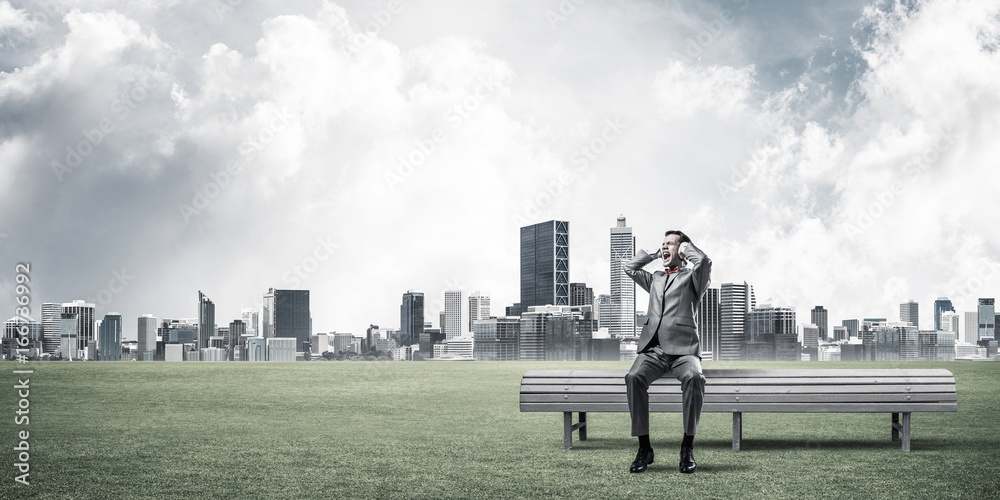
(664, 230), (691, 244)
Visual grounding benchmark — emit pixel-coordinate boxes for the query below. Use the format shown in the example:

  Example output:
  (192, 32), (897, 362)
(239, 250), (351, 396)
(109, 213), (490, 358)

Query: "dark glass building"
(520, 220), (570, 307)
(933, 297), (955, 331)
(97, 313), (122, 361)
(265, 288), (311, 352)
(198, 291), (215, 350)
(400, 291), (424, 348)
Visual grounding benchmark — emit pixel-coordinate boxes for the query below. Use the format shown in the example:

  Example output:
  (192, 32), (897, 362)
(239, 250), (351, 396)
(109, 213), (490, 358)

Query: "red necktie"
(665, 266), (681, 276)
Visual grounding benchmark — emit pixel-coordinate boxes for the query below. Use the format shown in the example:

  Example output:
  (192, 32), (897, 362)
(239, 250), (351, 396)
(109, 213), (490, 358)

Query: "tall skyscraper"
(520, 220), (570, 307)
(229, 319), (246, 360)
(963, 311), (979, 344)
(443, 290), (463, 340)
(720, 282), (754, 361)
(933, 297), (955, 331)
(810, 306), (829, 340)
(900, 300), (919, 328)
(41, 303), (62, 354)
(468, 291), (491, 332)
(597, 294), (612, 329)
(263, 288), (310, 351)
(569, 283), (594, 308)
(609, 216), (636, 338)
(137, 314), (157, 359)
(699, 287), (720, 360)
(198, 291), (215, 350)
(978, 298), (995, 340)
(400, 291), (424, 348)
(61, 300), (95, 349)
(97, 313), (122, 361)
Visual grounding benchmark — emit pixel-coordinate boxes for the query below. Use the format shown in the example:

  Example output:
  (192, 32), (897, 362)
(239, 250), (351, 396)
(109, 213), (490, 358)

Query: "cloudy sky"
(2, 0), (999, 340)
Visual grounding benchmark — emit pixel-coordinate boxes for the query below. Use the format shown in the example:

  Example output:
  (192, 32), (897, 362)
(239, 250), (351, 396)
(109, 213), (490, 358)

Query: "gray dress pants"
(625, 349), (705, 437)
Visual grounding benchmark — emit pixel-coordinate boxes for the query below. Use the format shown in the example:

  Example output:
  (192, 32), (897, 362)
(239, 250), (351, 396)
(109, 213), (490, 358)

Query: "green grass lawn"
(2, 360), (998, 499)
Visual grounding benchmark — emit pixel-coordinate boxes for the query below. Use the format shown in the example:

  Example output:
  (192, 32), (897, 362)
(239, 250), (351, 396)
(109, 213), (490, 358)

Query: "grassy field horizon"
(2, 360), (998, 499)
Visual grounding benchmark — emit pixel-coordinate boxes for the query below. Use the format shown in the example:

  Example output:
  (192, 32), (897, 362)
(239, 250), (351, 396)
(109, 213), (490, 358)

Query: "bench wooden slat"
(521, 368), (957, 378)
(520, 402), (958, 413)
(521, 376), (955, 386)
(520, 384), (957, 394)
(520, 392), (957, 404)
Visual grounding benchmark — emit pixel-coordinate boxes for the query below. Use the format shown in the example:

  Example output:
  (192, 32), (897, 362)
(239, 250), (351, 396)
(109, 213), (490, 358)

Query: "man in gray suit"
(624, 230), (711, 474)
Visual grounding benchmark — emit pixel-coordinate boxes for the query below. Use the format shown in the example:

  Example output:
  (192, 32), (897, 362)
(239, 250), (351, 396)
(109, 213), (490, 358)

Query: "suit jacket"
(625, 241), (712, 356)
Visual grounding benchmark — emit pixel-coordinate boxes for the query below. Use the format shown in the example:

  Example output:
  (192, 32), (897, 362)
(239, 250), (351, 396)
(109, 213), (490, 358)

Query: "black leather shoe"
(629, 448), (654, 473)
(679, 447), (697, 474)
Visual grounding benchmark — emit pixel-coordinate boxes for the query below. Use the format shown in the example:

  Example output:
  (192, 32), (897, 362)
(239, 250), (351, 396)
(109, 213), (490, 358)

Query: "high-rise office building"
(699, 288), (721, 361)
(3, 317), (41, 352)
(569, 283), (594, 308)
(749, 304), (796, 340)
(609, 216), (636, 338)
(720, 282), (754, 361)
(842, 319), (859, 339)
(198, 291), (215, 350)
(832, 326), (848, 341)
(963, 311), (979, 344)
(41, 303), (62, 354)
(229, 319), (246, 360)
(468, 291), (491, 332)
(520, 220), (570, 307)
(933, 298), (955, 331)
(97, 313), (122, 361)
(137, 314), (157, 360)
(263, 288), (310, 352)
(59, 313), (79, 360)
(802, 324), (819, 350)
(810, 306), (829, 340)
(443, 290), (463, 340)
(940, 311), (960, 335)
(400, 291), (424, 348)
(900, 300), (919, 329)
(241, 307), (260, 337)
(61, 300), (95, 349)
(978, 298), (995, 340)
(597, 294), (612, 329)
(473, 317), (521, 361)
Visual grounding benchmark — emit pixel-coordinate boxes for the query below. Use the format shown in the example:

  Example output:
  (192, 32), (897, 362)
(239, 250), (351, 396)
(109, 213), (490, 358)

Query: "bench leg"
(901, 412), (911, 452)
(891, 413), (899, 442)
(732, 412), (742, 451)
(564, 412), (573, 450)
(579, 412), (587, 441)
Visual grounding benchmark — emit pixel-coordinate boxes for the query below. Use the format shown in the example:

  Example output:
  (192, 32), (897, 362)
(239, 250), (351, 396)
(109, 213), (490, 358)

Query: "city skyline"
(3, 0), (1000, 339)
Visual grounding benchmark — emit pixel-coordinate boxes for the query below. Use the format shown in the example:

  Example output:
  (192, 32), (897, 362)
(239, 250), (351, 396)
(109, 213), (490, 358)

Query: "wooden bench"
(519, 368), (957, 451)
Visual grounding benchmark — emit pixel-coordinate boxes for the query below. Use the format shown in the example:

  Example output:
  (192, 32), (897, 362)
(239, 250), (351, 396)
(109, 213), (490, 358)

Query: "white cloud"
(653, 59), (756, 118)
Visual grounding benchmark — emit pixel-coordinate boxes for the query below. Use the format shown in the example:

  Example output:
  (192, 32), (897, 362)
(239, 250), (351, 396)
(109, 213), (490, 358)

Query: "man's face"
(661, 234), (683, 269)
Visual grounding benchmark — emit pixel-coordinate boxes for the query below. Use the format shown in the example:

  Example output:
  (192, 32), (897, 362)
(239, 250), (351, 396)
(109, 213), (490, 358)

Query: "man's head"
(661, 230), (692, 269)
